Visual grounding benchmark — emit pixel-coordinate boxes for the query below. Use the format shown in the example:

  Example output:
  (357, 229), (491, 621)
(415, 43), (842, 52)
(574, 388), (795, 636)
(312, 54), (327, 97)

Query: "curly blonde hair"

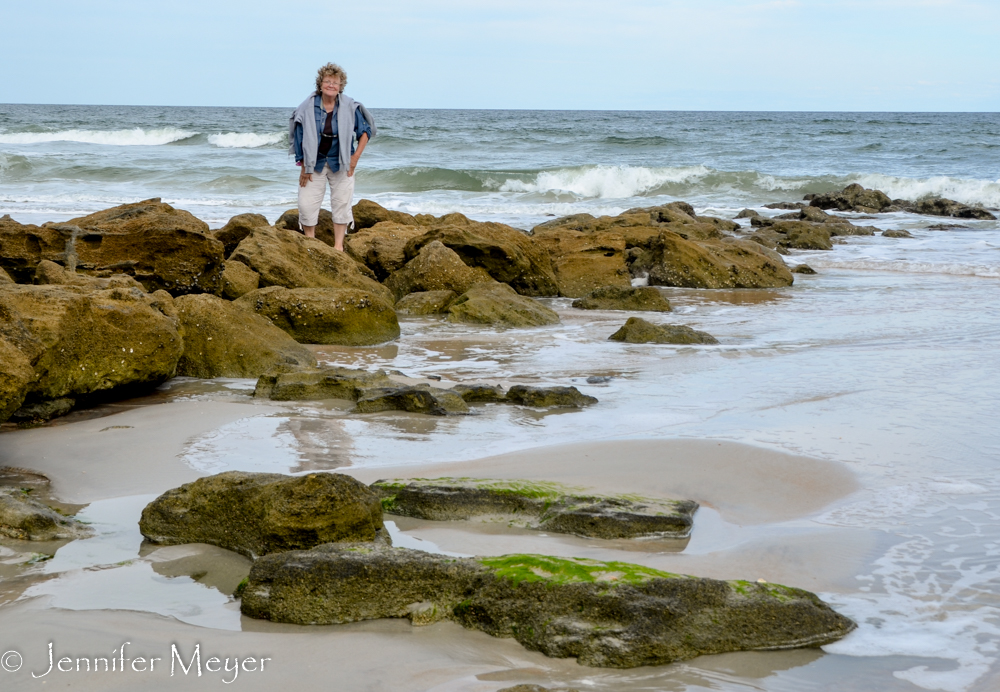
(315, 63), (347, 94)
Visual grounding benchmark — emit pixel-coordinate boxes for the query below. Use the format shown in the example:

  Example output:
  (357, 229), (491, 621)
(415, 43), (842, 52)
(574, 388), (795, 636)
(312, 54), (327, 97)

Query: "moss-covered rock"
(254, 366), (393, 401)
(0, 216), (70, 282)
(230, 225), (391, 303)
(0, 336), (33, 422)
(9, 397), (75, 424)
(174, 294), (316, 378)
(274, 208), (343, 249)
(882, 229), (914, 238)
(767, 221), (833, 251)
(505, 384), (597, 407)
(404, 216), (559, 296)
(219, 259), (260, 299)
(638, 232), (793, 289)
(608, 317), (718, 345)
(139, 471), (385, 559)
(532, 229), (631, 298)
(237, 286), (399, 345)
(213, 213), (270, 258)
(446, 282), (560, 328)
(241, 543), (856, 667)
(344, 222), (428, 280)
(385, 241), (495, 300)
(351, 199), (418, 230)
(353, 384), (469, 415)
(32, 259), (146, 291)
(906, 197), (996, 220)
(809, 184), (893, 214)
(0, 284), (182, 411)
(450, 383), (506, 403)
(372, 477), (696, 539)
(572, 286), (672, 312)
(0, 487), (91, 541)
(394, 290), (458, 315)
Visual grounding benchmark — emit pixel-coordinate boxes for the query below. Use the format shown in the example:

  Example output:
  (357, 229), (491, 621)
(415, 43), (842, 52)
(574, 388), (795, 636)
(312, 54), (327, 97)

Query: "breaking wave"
(207, 132), (286, 148)
(0, 127), (197, 146)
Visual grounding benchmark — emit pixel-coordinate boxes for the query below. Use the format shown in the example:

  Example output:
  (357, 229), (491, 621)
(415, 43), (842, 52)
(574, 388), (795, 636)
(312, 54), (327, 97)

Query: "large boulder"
(65, 199), (224, 295)
(173, 294), (316, 378)
(351, 199), (418, 230)
(404, 216), (559, 296)
(608, 317), (718, 345)
(344, 222), (429, 281)
(385, 241), (494, 300)
(394, 290), (458, 315)
(230, 226), (391, 303)
(237, 286), (399, 345)
(219, 260), (260, 299)
(0, 336), (33, 422)
(638, 232), (793, 289)
(0, 487), (91, 541)
(139, 471), (385, 560)
(213, 213), (270, 258)
(0, 216), (71, 283)
(372, 478), (696, 539)
(0, 283), (182, 413)
(532, 230), (630, 298)
(809, 184), (893, 213)
(241, 544), (857, 667)
(446, 282), (560, 328)
(572, 286), (672, 312)
(275, 208), (345, 249)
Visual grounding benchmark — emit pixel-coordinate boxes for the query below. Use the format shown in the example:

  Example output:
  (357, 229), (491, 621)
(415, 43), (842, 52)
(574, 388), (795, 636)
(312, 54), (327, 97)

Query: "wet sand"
(0, 398), (881, 691)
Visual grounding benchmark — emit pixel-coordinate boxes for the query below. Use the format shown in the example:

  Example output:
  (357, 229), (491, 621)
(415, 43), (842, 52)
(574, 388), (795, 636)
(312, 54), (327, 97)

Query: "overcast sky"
(2, 0), (997, 111)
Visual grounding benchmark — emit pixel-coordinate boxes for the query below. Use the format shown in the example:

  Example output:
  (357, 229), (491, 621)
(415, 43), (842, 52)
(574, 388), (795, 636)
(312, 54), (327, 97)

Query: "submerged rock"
(353, 385), (469, 415)
(394, 290), (458, 315)
(505, 385), (597, 408)
(446, 282), (560, 328)
(372, 477), (697, 539)
(237, 286), (400, 346)
(0, 487), (91, 541)
(139, 471), (385, 559)
(608, 317), (718, 345)
(174, 294), (316, 378)
(240, 544), (857, 667)
(254, 366), (393, 401)
(571, 286), (672, 312)
(882, 229), (913, 238)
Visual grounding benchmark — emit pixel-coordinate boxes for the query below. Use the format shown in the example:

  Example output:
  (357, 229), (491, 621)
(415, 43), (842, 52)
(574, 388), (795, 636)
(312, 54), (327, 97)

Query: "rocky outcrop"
(219, 260), (259, 299)
(532, 230), (630, 297)
(0, 283), (182, 418)
(609, 317), (718, 345)
(254, 366), (394, 401)
(446, 282), (560, 328)
(636, 232), (793, 289)
(237, 286), (399, 345)
(139, 471), (385, 559)
(385, 241), (494, 300)
(808, 184), (893, 213)
(69, 198), (209, 235)
(571, 286), (672, 312)
(213, 213), (270, 258)
(353, 385), (469, 415)
(0, 217), (71, 283)
(241, 543), (857, 667)
(394, 290), (458, 315)
(372, 478), (697, 539)
(403, 216), (559, 297)
(505, 385), (597, 408)
(0, 336), (33, 422)
(351, 199), (418, 230)
(230, 225), (392, 303)
(0, 487), (91, 541)
(906, 198), (996, 220)
(344, 222), (428, 281)
(174, 294), (316, 378)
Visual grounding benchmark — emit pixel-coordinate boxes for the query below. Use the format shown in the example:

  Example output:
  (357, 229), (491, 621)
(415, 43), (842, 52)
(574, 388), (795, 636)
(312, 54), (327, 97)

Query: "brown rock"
(230, 225), (392, 303)
(386, 241), (495, 300)
(237, 286), (399, 345)
(0, 267), (12, 284)
(642, 232), (793, 289)
(344, 222), (428, 281)
(532, 230), (630, 298)
(809, 184), (892, 213)
(219, 260), (260, 299)
(351, 199), (418, 230)
(0, 336), (33, 422)
(213, 213), (270, 258)
(394, 290), (458, 315)
(174, 294), (316, 378)
(768, 221), (833, 250)
(608, 316), (718, 345)
(446, 282), (560, 328)
(0, 216), (76, 283)
(571, 286), (671, 312)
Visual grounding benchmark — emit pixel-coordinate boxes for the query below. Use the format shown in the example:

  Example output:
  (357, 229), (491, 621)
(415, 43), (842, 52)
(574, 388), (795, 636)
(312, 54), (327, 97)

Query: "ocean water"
(2, 106), (1000, 692)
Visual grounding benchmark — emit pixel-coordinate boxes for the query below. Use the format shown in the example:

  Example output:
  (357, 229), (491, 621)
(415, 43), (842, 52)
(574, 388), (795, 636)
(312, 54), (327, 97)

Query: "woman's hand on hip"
(299, 169), (312, 187)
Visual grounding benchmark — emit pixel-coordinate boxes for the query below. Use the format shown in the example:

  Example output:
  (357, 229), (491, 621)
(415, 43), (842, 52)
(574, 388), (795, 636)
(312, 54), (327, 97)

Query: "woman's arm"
(348, 132), (369, 177)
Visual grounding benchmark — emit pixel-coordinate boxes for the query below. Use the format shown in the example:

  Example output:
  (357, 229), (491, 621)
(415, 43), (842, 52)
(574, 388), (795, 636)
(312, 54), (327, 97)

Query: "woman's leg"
(328, 169), (356, 252)
(297, 165), (328, 238)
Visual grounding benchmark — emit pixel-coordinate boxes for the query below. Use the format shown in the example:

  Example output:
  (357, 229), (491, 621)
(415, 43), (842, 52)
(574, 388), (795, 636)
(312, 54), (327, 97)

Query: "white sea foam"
(0, 127), (196, 146)
(498, 165), (713, 199)
(853, 173), (1000, 208)
(804, 258), (1000, 279)
(208, 131), (285, 148)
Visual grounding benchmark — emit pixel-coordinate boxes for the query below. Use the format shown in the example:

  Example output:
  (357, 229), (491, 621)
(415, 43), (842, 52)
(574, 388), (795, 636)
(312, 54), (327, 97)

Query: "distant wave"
(805, 258), (1000, 279)
(0, 127), (196, 146)
(853, 173), (1000, 208)
(497, 165), (713, 198)
(208, 132), (286, 148)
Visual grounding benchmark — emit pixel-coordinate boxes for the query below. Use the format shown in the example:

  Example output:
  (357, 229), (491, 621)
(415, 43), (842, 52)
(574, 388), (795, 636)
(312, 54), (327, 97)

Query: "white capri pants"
(298, 164), (355, 226)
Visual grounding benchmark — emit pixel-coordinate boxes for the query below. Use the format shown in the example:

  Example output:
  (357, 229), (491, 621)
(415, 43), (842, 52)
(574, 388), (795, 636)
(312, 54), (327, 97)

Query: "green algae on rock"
(394, 289), (458, 315)
(446, 282), (560, 328)
(571, 285), (672, 312)
(254, 365), (394, 401)
(240, 543), (856, 668)
(353, 384), (469, 416)
(505, 385), (597, 408)
(0, 487), (91, 541)
(139, 471), (385, 560)
(608, 317), (718, 345)
(371, 477), (696, 539)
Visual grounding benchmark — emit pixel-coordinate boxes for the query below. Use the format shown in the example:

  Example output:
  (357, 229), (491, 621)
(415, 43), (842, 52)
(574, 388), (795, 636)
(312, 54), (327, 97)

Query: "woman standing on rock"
(289, 62), (375, 251)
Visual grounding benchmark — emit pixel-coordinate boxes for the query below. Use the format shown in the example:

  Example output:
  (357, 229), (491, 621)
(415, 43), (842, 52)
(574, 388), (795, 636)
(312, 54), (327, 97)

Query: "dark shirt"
(293, 95), (372, 173)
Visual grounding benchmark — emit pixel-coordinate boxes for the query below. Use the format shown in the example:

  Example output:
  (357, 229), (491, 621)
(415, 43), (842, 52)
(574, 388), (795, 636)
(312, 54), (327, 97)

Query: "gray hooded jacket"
(289, 93), (376, 174)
